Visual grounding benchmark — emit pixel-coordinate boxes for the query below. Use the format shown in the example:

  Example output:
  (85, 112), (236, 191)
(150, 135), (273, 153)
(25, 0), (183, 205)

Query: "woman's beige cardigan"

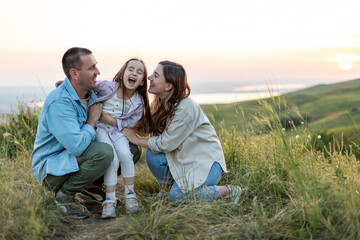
(148, 97), (227, 192)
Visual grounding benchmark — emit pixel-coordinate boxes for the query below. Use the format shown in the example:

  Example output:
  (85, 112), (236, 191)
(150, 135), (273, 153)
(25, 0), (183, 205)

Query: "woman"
(122, 60), (241, 203)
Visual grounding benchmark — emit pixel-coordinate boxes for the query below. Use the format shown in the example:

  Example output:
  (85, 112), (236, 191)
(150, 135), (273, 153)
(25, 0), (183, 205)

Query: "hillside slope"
(201, 78), (360, 136)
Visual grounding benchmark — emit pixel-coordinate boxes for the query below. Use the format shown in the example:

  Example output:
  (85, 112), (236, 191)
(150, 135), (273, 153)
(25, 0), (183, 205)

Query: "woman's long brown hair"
(112, 58), (152, 134)
(150, 61), (191, 135)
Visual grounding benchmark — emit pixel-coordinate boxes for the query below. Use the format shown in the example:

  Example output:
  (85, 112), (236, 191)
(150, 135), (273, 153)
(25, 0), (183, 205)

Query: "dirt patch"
(56, 160), (153, 240)
(65, 199), (115, 240)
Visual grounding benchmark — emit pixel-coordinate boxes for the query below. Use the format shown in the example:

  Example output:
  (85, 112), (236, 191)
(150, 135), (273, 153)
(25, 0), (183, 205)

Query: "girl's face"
(148, 64), (173, 99)
(123, 60), (145, 92)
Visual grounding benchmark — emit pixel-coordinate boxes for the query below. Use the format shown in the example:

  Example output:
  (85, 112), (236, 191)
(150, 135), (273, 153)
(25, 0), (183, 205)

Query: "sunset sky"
(1, 0), (360, 91)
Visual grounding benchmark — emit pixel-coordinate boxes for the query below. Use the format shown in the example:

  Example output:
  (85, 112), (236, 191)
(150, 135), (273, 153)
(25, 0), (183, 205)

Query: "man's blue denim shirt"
(31, 78), (97, 183)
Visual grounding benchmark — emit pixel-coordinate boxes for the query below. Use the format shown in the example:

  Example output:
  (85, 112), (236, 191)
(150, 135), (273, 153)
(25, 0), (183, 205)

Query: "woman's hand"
(122, 128), (138, 143)
(99, 112), (117, 126)
(122, 128), (150, 149)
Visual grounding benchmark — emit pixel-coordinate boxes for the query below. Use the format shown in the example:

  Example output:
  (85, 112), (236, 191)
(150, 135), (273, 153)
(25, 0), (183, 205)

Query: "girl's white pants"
(95, 127), (134, 186)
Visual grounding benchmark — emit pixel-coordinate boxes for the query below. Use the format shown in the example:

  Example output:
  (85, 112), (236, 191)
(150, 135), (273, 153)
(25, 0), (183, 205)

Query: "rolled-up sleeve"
(46, 100), (95, 156)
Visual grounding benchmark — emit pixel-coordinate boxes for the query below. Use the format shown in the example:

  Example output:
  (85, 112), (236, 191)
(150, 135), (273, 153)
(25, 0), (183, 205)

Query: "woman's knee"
(146, 150), (166, 168)
(146, 150), (157, 168)
(203, 162), (223, 186)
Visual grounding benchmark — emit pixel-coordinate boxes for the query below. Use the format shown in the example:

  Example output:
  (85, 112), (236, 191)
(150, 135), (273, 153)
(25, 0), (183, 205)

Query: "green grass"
(202, 78), (360, 134)
(95, 96), (360, 239)
(1, 92), (360, 239)
(0, 103), (75, 240)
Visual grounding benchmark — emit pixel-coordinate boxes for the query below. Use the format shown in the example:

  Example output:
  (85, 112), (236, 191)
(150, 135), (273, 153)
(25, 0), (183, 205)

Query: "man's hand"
(86, 102), (103, 128)
(99, 112), (117, 126)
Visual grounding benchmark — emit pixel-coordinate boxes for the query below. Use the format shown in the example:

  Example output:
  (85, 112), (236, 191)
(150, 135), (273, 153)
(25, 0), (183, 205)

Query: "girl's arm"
(99, 104), (143, 129)
(116, 104), (143, 130)
(55, 80), (64, 88)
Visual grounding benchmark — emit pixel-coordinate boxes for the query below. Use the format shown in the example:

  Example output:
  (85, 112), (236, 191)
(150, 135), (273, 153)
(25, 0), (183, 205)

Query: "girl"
(95, 58), (151, 218)
(123, 60), (241, 203)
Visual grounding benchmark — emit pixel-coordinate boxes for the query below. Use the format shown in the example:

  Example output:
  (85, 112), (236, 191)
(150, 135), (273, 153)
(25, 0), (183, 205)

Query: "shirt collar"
(64, 77), (80, 101)
(64, 77), (97, 104)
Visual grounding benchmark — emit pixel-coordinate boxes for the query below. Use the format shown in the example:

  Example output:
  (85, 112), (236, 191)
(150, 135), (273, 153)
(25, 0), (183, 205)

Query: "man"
(32, 47), (113, 219)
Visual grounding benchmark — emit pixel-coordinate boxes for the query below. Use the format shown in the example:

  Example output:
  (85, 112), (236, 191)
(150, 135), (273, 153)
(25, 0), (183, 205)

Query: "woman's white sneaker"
(224, 185), (242, 205)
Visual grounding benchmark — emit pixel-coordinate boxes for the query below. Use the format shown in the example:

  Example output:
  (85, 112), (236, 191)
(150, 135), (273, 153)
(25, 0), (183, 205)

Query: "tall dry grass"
(0, 103), (70, 240)
(1, 96), (359, 239)
(98, 96), (360, 239)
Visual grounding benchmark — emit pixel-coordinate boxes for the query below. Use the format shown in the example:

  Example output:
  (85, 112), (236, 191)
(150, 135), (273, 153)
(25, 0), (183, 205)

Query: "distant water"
(0, 85), (55, 114)
(0, 82), (308, 114)
(190, 82), (307, 104)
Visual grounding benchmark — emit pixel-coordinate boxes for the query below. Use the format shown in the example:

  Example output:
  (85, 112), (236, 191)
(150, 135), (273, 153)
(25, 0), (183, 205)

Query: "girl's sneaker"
(101, 199), (117, 218)
(125, 192), (140, 214)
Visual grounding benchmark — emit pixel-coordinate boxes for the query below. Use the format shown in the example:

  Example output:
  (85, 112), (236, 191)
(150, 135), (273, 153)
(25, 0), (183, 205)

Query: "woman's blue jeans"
(146, 150), (222, 201)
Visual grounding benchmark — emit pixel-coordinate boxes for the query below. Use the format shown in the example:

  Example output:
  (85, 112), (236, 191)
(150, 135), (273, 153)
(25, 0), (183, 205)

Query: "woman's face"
(148, 64), (173, 99)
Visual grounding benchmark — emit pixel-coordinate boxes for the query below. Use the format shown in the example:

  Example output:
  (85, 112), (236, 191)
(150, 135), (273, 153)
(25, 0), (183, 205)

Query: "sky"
(1, 0), (360, 93)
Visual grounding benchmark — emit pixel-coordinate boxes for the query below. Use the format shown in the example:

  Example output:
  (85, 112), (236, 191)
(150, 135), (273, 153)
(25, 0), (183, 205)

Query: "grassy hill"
(1, 87), (360, 239)
(201, 78), (360, 139)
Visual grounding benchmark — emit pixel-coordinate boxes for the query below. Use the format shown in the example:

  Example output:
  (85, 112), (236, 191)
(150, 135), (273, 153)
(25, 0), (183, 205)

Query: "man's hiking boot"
(76, 185), (105, 203)
(53, 195), (90, 219)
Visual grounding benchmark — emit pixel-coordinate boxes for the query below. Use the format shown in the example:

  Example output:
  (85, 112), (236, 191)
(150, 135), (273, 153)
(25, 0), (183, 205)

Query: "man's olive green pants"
(44, 142), (141, 195)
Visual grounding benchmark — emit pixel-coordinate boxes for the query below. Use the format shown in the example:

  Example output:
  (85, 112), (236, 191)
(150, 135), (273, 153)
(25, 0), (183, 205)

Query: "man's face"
(76, 54), (100, 92)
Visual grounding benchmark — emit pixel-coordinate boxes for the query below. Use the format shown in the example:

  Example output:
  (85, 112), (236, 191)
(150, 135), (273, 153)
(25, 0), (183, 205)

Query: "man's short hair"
(62, 47), (92, 79)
